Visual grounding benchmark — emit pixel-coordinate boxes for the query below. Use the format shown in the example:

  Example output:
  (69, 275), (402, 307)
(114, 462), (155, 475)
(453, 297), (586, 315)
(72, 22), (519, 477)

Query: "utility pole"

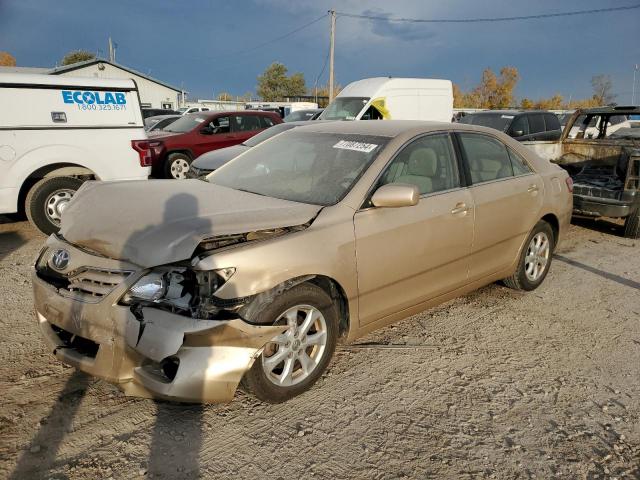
(108, 37), (116, 63)
(633, 66), (637, 104)
(328, 9), (336, 102)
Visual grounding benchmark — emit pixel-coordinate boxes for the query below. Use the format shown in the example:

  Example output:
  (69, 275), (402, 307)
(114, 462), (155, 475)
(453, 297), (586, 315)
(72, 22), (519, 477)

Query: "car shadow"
(9, 371), (90, 479)
(554, 254), (640, 290)
(0, 231), (26, 262)
(571, 216), (625, 237)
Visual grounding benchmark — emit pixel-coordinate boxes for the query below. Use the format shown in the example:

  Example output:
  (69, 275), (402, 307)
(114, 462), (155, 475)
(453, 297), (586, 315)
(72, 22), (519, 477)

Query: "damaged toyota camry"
(32, 121), (573, 403)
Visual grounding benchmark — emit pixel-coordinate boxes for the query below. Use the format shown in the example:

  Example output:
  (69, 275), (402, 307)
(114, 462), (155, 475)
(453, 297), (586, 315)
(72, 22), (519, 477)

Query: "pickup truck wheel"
(503, 220), (554, 291)
(25, 176), (84, 235)
(241, 283), (338, 403)
(165, 153), (192, 179)
(623, 209), (640, 239)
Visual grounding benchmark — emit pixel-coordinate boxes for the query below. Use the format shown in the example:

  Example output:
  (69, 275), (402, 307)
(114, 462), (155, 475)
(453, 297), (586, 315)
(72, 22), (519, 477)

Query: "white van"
(319, 77), (453, 122)
(0, 73), (150, 234)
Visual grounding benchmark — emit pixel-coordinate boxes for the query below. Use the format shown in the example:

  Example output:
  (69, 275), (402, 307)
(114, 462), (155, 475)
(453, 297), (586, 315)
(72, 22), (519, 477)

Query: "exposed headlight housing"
(126, 272), (166, 302)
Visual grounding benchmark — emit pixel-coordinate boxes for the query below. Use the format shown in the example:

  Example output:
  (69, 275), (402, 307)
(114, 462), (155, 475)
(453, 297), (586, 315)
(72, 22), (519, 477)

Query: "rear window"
(163, 114), (207, 133)
(459, 113), (512, 132)
(544, 113), (560, 131)
(528, 114), (545, 134)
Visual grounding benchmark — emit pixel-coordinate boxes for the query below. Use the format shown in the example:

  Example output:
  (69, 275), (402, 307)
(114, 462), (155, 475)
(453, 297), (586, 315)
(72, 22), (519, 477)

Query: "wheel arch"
(18, 163), (96, 214)
(540, 213), (560, 249)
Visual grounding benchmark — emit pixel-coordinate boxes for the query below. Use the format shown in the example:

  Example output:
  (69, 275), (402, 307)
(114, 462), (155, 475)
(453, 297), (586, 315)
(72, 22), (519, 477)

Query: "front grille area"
(36, 257), (132, 303)
(573, 183), (623, 201)
(64, 268), (131, 300)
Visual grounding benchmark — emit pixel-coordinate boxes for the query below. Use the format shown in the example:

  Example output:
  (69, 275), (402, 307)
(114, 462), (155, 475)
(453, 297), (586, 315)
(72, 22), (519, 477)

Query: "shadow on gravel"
(0, 231), (26, 262)
(148, 402), (204, 478)
(9, 371), (90, 479)
(571, 216), (623, 237)
(555, 254), (640, 290)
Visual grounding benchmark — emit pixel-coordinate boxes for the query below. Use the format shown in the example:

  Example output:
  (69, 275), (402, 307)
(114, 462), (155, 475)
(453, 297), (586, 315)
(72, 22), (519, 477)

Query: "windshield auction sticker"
(333, 140), (378, 153)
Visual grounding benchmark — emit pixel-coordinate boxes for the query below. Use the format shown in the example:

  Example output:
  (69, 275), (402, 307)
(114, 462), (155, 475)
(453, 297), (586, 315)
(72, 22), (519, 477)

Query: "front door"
(354, 133), (474, 325)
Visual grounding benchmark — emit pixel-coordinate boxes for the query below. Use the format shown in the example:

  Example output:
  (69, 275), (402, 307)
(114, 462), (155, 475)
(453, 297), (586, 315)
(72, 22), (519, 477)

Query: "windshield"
(243, 123), (296, 147)
(459, 113), (512, 131)
(164, 114), (207, 133)
(319, 97), (370, 120)
(208, 131), (389, 206)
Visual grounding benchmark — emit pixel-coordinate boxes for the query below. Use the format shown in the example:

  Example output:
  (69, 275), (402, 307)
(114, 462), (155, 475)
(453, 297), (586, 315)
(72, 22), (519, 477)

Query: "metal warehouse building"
(0, 59), (183, 109)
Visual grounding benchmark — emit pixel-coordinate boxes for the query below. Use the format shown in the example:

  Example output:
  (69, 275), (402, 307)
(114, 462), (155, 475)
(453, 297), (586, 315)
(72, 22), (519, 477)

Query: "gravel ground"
(0, 216), (638, 479)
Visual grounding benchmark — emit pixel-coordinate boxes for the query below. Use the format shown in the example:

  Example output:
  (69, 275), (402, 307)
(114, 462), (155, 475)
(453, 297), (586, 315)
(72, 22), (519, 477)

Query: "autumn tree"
(61, 50), (95, 66)
(217, 92), (233, 101)
(454, 67), (520, 108)
(0, 51), (16, 66)
(591, 75), (615, 105)
(257, 63), (307, 101)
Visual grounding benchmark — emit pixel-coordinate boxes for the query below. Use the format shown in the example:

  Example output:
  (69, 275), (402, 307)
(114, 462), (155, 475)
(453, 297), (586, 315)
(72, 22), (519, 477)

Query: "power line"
(336, 4), (640, 24)
(212, 13), (327, 60)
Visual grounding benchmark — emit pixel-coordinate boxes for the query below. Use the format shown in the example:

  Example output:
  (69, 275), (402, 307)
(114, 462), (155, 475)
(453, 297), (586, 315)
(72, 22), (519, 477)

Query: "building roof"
(48, 58), (181, 92)
(0, 58), (181, 92)
(0, 66), (49, 74)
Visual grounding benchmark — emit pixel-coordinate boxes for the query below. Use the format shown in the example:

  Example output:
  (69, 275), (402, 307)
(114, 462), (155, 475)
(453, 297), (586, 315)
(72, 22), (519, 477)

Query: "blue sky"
(1, 0), (638, 103)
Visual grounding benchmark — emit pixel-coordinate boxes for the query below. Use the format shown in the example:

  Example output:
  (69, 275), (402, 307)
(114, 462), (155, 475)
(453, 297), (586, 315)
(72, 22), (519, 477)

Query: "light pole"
(633, 64), (639, 105)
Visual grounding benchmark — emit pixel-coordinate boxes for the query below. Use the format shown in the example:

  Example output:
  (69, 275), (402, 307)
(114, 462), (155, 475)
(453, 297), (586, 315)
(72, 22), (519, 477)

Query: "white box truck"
(0, 73), (151, 234)
(319, 77), (453, 122)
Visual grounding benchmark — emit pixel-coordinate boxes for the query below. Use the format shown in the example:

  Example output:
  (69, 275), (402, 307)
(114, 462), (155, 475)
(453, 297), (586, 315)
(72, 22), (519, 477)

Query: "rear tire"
(503, 220), (554, 291)
(25, 176), (83, 235)
(164, 153), (192, 179)
(241, 283), (338, 403)
(623, 209), (640, 239)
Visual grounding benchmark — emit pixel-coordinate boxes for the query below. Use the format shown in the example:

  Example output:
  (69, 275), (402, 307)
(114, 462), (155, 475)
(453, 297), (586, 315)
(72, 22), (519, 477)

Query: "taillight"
(131, 140), (163, 167)
(565, 176), (574, 193)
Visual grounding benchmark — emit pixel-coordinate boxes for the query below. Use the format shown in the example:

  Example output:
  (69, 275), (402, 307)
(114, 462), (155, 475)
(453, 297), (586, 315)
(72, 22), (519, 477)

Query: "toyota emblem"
(50, 249), (70, 270)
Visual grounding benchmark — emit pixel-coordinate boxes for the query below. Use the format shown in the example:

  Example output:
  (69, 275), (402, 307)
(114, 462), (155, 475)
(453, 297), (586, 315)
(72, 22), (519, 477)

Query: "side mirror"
(511, 130), (524, 137)
(371, 184), (419, 208)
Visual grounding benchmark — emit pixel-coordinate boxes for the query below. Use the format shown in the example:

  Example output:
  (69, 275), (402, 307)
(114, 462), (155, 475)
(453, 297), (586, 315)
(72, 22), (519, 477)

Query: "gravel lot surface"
(0, 216), (638, 479)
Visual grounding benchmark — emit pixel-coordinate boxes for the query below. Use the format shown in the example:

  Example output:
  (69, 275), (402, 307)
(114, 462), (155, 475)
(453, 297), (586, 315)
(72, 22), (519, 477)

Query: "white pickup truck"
(524, 106), (640, 238)
(0, 73), (151, 234)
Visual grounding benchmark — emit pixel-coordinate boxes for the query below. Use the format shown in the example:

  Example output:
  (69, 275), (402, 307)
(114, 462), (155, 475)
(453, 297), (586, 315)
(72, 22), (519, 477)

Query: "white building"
(0, 59), (183, 109)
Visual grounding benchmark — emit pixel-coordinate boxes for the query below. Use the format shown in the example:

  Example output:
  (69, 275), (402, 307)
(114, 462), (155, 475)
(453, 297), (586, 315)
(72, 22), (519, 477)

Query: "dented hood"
(60, 180), (321, 267)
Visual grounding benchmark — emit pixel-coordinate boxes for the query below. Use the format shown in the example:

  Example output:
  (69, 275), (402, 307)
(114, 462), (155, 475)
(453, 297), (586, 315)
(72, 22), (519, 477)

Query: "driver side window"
(378, 134), (460, 195)
(210, 116), (230, 134)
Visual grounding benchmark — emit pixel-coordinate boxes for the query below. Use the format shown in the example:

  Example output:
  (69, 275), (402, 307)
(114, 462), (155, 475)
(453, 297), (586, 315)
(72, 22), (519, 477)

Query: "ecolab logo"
(61, 90), (127, 105)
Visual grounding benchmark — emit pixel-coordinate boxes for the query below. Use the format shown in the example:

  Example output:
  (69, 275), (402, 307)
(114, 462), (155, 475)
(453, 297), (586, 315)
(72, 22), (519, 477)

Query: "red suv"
(132, 110), (282, 179)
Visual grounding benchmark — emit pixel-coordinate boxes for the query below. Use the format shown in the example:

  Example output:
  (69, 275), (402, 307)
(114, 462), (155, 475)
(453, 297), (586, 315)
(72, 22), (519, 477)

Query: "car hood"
(60, 180), (322, 267)
(192, 144), (249, 171)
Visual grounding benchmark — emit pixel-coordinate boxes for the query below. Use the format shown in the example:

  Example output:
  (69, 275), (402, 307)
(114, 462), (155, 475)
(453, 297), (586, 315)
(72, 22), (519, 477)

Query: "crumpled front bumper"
(32, 241), (284, 403)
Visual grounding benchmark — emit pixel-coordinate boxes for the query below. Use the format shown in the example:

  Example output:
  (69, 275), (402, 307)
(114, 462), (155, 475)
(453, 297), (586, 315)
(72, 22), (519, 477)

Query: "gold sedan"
(33, 120), (573, 403)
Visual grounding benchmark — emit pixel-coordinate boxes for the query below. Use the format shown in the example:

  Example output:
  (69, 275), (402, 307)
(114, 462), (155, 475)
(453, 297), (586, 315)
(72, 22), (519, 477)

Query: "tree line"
(453, 66), (617, 110)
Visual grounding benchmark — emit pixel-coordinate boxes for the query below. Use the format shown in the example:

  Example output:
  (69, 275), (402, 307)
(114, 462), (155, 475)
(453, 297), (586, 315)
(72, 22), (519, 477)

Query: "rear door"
(231, 114), (267, 143)
(456, 132), (543, 281)
(354, 133), (474, 325)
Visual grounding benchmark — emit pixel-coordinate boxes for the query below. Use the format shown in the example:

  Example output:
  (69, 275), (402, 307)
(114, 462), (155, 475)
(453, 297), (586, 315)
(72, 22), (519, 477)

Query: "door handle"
(527, 184), (539, 193)
(451, 202), (469, 215)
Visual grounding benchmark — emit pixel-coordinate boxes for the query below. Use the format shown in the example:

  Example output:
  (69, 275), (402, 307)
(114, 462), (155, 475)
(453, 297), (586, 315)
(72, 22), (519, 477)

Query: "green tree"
(257, 63), (307, 101)
(61, 50), (95, 66)
(0, 51), (16, 66)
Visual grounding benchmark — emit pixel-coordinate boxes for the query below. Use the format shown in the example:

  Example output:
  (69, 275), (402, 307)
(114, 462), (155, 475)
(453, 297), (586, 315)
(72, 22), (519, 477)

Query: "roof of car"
(469, 110), (553, 115)
(576, 106), (639, 114)
(293, 120), (471, 137)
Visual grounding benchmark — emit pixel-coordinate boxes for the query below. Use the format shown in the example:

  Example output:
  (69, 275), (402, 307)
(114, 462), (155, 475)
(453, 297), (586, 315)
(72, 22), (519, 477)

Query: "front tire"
(242, 283), (338, 403)
(503, 220), (554, 291)
(623, 209), (640, 239)
(164, 153), (192, 179)
(25, 176), (83, 235)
